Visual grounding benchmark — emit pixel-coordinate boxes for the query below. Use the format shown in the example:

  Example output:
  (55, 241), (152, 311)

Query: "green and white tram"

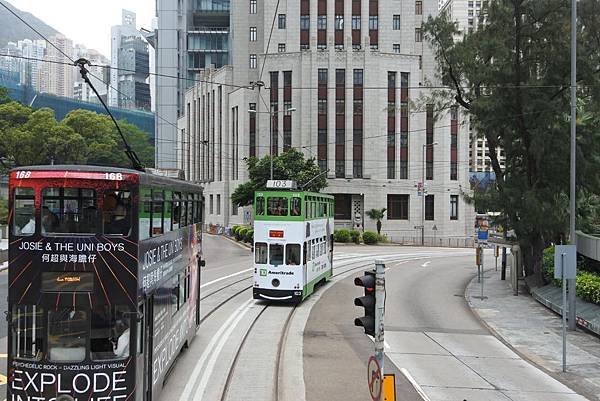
(253, 182), (334, 302)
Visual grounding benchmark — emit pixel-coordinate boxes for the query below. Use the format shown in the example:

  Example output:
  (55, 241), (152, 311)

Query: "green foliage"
(362, 231), (379, 245)
(333, 229), (351, 243)
(423, 1), (600, 283)
(0, 198), (7, 225)
(0, 86), (10, 105)
(349, 229), (361, 244)
(244, 229), (254, 243)
(237, 227), (249, 241)
(0, 102), (154, 171)
(366, 208), (386, 235)
(231, 149), (327, 207)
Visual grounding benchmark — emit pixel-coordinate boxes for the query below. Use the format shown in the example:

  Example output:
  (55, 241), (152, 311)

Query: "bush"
(349, 230), (361, 244)
(237, 227), (249, 241)
(244, 229), (254, 243)
(0, 198), (7, 225)
(377, 234), (388, 243)
(333, 229), (351, 243)
(363, 231), (378, 245)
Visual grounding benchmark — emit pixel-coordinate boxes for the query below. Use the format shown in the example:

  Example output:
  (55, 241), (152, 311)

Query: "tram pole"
(374, 260), (386, 379)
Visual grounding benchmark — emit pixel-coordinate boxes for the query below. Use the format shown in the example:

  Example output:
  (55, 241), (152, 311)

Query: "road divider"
(399, 368), (431, 401)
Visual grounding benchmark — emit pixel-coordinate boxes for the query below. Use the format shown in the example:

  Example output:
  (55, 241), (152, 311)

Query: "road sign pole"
(480, 245), (484, 299)
(374, 260), (386, 383)
(562, 252), (567, 372)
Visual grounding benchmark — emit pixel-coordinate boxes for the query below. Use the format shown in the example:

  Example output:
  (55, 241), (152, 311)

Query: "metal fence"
(386, 235), (476, 248)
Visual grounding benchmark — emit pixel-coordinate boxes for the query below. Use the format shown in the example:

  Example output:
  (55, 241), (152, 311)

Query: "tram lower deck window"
(42, 188), (97, 235)
(286, 244), (301, 265)
(48, 308), (88, 362)
(12, 305), (44, 360)
(91, 305), (130, 360)
(255, 242), (268, 264)
(270, 244), (284, 265)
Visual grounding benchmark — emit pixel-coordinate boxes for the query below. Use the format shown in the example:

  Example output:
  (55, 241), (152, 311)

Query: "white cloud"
(5, 0), (155, 57)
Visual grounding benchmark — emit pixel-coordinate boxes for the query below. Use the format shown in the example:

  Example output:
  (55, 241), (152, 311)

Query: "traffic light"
(354, 270), (376, 336)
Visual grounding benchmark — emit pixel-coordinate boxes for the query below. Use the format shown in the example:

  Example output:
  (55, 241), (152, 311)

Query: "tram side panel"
(303, 217), (334, 298)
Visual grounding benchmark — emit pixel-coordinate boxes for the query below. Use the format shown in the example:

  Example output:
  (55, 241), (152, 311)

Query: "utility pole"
(568, 0), (577, 331)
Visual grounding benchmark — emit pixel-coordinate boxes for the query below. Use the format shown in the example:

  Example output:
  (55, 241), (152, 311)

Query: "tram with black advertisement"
(7, 165), (204, 401)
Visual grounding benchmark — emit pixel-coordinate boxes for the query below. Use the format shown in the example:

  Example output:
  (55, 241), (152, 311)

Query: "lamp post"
(248, 107), (296, 180)
(421, 142), (438, 246)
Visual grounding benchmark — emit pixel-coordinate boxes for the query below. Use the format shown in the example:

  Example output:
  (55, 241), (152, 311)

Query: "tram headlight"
(272, 279), (280, 287)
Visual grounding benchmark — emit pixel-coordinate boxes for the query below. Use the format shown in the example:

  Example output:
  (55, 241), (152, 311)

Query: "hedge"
(363, 231), (378, 245)
(334, 229), (351, 243)
(238, 227), (249, 241)
(349, 230), (361, 244)
(244, 229), (254, 243)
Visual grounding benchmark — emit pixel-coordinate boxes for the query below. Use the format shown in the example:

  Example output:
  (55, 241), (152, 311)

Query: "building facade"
(176, 0), (475, 242)
(73, 45), (110, 104)
(18, 39), (46, 91)
(153, 0), (231, 169)
(110, 10), (151, 111)
(41, 34), (74, 98)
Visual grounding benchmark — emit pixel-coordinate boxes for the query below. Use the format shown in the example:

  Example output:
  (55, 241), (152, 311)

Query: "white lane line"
(200, 268), (253, 289)
(400, 368), (432, 401)
(193, 300), (255, 401)
(178, 298), (253, 401)
(421, 261), (431, 267)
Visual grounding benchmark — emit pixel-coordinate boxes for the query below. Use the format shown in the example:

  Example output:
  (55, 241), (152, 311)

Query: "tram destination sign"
(266, 180), (297, 189)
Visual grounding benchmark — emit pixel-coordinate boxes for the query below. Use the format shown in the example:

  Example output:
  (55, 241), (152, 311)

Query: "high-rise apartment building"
(42, 34), (74, 98)
(18, 39), (46, 91)
(110, 10), (151, 111)
(177, 0), (474, 242)
(0, 42), (22, 78)
(73, 45), (110, 103)
(152, 0), (231, 169)
(440, 0), (503, 174)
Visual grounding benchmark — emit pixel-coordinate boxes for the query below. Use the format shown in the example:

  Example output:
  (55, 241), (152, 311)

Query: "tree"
(366, 208), (386, 235)
(0, 198), (7, 225)
(423, 0), (600, 284)
(0, 86), (11, 105)
(231, 149), (327, 206)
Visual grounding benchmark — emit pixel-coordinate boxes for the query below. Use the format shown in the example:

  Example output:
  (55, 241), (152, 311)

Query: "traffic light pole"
(374, 260), (386, 378)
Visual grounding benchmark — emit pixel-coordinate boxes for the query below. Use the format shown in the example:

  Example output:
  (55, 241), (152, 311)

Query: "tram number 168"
(105, 172), (124, 181)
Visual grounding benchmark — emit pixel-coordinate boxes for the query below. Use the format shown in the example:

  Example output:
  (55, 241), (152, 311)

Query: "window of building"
(278, 43), (286, 52)
(250, 0), (257, 14)
(387, 195), (409, 220)
(336, 99), (345, 115)
(209, 194), (213, 214)
(352, 15), (361, 30)
(425, 195), (434, 220)
(249, 54), (257, 69)
(334, 194), (352, 219)
(393, 44), (401, 53)
(415, 0), (423, 15)
(301, 15), (310, 29)
(13, 187), (35, 236)
(318, 15), (327, 29)
(369, 15), (378, 30)
(250, 27), (257, 41)
(393, 15), (401, 30)
(353, 69), (363, 85)
(279, 14), (287, 29)
(318, 68), (328, 85)
(336, 69), (345, 85)
(468, 1), (474, 7)
(450, 195), (459, 220)
(217, 194), (221, 215)
(335, 15), (344, 30)
(415, 27), (423, 42)
(353, 99), (363, 115)
(318, 98), (327, 115)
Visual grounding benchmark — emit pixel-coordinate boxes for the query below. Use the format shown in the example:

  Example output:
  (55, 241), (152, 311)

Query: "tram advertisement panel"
(8, 234), (138, 401)
(139, 224), (201, 394)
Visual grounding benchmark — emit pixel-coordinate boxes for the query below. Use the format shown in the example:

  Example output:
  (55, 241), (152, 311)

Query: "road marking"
(0, 354), (7, 358)
(0, 374), (6, 385)
(192, 300), (255, 401)
(178, 298), (253, 401)
(421, 261), (431, 267)
(399, 368), (431, 401)
(200, 268), (253, 289)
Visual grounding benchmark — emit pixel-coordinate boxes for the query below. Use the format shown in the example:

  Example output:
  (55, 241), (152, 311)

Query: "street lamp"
(421, 141), (438, 246)
(248, 107), (296, 180)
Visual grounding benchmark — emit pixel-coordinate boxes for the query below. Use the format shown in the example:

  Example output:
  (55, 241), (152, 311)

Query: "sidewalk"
(467, 267), (600, 401)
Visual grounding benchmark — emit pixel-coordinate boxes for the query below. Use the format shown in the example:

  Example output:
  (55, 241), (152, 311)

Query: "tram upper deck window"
(286, 244), (301, 265)
(151, 191), (164, 236)
(291, 197), (302, 216)
(267, 197), (288, 216)
(90, 305), (130, 360)
(255, 196), (265, 215)
(270, 244), (284, 265)
(255, 242), (267, 264)
(42, 188), (97, 234)
(12, 304), (44, 360)
(103, 190), (132, 236)
(48, 308), (87, 362)
(172, 193), (181, 230)
(13, 188), (35, 236)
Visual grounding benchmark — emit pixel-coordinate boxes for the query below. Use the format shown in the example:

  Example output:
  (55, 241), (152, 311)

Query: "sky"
(6, 0), (155, 57)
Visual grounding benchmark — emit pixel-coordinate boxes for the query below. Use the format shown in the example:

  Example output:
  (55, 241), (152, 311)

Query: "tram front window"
(291, 198), (302, 216)
(13, 188), (35, 236)
(42, 188), (97, 234)
(267, 197), (289, 216)
(12, 305), (44, 360)
(255, 242), (268, 264)
(91, 305), (130, 360)
(270, 244), (284, 265)
(286, 244), (301, 265)
(48, 308), (87, 362)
